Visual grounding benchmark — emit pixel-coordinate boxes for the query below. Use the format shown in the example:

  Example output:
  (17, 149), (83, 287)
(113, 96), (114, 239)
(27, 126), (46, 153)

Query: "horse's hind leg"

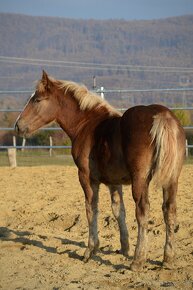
(79, 171), (99, 262)
(109, 185), (129, 257)
(162, 181), (178, 268)
(130, 178), (150, 271)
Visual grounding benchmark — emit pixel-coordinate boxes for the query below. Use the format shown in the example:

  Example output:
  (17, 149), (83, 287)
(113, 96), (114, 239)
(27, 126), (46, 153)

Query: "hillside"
(0, 13), (193, 106)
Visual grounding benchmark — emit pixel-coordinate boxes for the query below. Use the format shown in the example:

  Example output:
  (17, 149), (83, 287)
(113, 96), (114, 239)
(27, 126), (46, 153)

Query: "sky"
(0, 0), (193, 20)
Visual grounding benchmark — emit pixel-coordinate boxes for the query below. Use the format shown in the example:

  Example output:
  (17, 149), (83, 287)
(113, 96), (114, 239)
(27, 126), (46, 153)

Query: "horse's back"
(121, 104), (170, 132)
(121, 104), (185, 148)
(120, 104), (165, 152)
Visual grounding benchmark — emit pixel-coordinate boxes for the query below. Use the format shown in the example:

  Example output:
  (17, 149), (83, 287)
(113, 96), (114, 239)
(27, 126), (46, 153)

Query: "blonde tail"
(150, 111), (181, 187)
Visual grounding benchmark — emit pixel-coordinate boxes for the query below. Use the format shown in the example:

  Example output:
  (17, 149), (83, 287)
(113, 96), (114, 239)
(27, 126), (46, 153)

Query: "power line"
(0, 56), (193, 73)
(1, 55), (193, 70)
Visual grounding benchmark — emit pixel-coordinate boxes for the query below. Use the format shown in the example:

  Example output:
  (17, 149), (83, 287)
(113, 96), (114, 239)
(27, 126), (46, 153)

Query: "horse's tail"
(150, 111), (185, 187)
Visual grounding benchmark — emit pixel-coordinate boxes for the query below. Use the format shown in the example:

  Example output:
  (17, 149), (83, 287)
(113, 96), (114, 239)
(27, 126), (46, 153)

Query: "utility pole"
(93, 76), (96, 90)
(179, 76), (189, 107)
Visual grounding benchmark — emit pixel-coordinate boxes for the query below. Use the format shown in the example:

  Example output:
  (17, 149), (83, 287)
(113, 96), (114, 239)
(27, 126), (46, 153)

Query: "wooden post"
(7, 148), (17, 168)
(93, 76), (96, 89)
(13, 136), (16, 147)
(49, 136), (53, 157)
(21, 138), (26, 152)
(185, 139), (188, 158)
(100, 86), (104, 99)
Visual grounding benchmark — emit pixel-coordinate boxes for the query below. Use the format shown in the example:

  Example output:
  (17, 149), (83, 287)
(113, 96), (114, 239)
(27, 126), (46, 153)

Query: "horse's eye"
(34, 98), (41, 103)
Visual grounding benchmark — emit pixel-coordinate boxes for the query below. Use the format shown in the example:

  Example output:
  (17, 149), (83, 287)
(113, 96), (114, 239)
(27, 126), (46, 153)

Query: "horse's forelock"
(36, 75), (57, 94)
(36, 80), (46, 93)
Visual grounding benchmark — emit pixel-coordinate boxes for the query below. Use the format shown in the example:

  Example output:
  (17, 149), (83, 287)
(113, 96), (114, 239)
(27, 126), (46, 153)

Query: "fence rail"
(0, 88), (193, 152)
(0, 145), (72, 149)
(0, 87), (193, 94)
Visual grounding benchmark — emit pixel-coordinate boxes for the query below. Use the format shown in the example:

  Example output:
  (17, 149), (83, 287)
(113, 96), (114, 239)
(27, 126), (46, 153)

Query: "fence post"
(100, 87), (104, 99)
(8, 136), (17, 167)
(49, 136), (53, 157)
(13, 136), (16, 147)
(21, 138), (26, 151)
(7, 148), (17, 168)
(185, 139), (188, 157)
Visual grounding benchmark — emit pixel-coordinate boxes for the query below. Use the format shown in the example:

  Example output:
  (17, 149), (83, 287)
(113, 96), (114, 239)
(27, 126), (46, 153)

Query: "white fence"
(0, 88), (193, 154)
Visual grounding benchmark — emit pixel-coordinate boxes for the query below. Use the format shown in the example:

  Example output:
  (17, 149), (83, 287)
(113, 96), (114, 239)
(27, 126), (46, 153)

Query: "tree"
(173, 109), (191, 126)
(173, 109), (193, 156)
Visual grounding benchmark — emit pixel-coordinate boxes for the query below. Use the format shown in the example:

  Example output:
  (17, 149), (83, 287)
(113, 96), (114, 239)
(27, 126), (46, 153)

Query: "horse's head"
(15, 70), (58, 137)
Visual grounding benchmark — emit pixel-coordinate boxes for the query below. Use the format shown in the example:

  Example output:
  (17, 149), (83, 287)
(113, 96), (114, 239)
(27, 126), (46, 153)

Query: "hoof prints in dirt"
(0, 165), (193, 289)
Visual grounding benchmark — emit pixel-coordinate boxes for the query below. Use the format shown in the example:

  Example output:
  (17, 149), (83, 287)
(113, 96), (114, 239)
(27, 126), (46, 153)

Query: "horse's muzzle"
(14, 122), (20, 135)
(14, 120), (28, 137)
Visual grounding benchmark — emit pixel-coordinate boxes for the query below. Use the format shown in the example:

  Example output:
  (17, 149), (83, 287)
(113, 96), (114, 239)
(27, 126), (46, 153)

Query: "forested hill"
(0, 13), (193, 94)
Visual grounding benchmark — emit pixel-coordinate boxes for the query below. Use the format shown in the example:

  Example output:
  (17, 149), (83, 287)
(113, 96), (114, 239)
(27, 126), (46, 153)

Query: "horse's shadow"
(0, 227), (130, 269)
(55, 236), (86, 249)
(0, 227), (162, 271)
(56, 236), (132, 270)
(0, 227), (86, 255)
(0, 227), (57, 253)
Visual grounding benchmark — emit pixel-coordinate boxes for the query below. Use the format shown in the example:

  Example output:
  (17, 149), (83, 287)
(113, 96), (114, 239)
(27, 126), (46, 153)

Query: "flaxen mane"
(58, 80), (120, 115)
(37, 77), (120, 116)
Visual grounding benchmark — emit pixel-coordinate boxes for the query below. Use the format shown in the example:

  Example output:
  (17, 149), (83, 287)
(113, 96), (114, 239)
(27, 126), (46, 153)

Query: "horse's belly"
(91, 126), (131, 184)
(101, 174), (131, 185)
(99, 162), (131, 185)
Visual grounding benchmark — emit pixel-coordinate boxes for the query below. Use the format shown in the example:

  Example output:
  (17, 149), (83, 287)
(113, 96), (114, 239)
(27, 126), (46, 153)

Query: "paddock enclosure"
(0, 164), (193, 290)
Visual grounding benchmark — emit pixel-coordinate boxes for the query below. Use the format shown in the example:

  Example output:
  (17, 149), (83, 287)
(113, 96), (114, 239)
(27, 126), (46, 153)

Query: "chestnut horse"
(15, 71), (185, 271)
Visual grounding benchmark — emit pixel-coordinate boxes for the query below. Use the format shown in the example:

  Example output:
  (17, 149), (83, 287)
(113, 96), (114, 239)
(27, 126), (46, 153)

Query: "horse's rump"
(120, 105), (185, 186)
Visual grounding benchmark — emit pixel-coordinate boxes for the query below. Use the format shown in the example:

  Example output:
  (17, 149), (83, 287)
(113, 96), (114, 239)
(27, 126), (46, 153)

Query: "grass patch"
(0, 150), (74, 167)
(1, 149), (193, 167)
(185, 156), (193, 165)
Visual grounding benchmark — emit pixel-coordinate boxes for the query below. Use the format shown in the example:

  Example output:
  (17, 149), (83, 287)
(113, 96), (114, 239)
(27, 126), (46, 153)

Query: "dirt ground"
(0, 164), (193, 290)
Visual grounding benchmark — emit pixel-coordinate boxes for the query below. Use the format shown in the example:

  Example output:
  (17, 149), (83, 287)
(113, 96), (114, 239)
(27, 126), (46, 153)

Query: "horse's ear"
(41, 70), (52, 91)
(42, 70), (48, 80)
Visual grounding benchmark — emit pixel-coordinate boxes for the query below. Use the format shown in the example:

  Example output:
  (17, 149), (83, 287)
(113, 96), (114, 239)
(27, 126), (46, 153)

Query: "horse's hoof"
(122, 250), (129, 258)
(115, 248), (128, 255)
(162, 256), (175, 269)
(83, 248), (92, 263)
(162, 261), (175, 270)
(120, 244), (129, 256)
(82, 256), (89, 263)
(83, 243), (99, 263)
(130, 260), (144, 272)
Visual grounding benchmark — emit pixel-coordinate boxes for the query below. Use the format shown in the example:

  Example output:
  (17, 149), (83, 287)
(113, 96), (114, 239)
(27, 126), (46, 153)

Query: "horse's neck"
(56, 101), (108, 141)
(57, 110), (87, 140)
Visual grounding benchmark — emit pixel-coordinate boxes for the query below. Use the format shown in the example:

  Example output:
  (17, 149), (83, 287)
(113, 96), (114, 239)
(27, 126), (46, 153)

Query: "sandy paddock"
(0, 164), (193, 290)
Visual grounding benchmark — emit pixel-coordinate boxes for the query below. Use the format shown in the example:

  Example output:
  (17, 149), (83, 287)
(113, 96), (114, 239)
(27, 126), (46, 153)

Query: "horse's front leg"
(79, 170), (99, 262)
(109, 185), (129, 257)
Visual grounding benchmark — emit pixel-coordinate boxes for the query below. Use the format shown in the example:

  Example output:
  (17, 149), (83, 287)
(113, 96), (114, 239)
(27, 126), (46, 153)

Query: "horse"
(15, 71), (186, 271)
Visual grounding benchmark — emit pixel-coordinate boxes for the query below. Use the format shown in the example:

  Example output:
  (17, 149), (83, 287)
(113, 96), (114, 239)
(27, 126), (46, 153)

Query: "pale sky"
(0, 0), (193, 20)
